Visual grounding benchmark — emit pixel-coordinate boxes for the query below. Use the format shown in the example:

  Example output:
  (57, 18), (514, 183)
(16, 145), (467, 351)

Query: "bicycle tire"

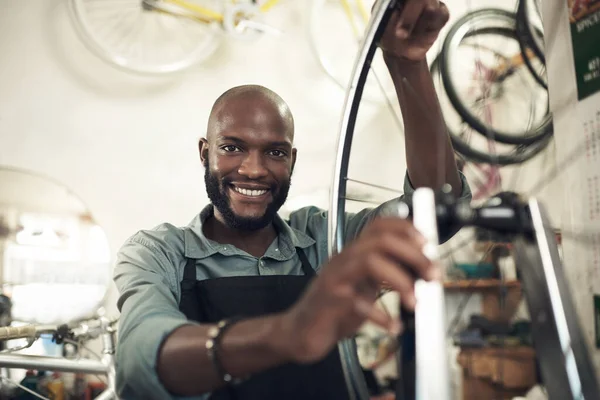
(69, 0), (223, 75)
(515, 0), (547, 89)
(440, 8), (552, 146)
(450, 128), (553, 165)
(517, 0), (545, 64)
(328, 1), (450, 399)
(431, 55), (553, 165)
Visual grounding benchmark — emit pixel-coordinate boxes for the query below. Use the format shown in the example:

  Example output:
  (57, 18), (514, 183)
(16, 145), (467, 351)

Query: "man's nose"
(238, 151), (268, 179)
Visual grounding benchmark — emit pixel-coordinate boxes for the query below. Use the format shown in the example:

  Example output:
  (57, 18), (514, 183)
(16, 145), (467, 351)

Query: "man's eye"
(269, 150), (286, 157)
(222, 145), (240, 152)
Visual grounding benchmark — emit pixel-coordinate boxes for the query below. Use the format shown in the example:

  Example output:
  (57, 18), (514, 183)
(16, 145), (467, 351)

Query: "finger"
(381, 8), (402, 42)
(355, 297), (402, 335)
(395, 0), (427, 38)
(411, 31), (444, 47)
(356, 278), (380, 301)
(360, 219), (438, 280)
(414, 1), (449, 34)
(360, 253), (418, 309)
(412, 0), (448, 34)
(363, 217), (426, 245)
(376, 234), (437, 280)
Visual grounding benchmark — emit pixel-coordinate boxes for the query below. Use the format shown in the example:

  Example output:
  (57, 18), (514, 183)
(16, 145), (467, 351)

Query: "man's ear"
(199, 138), (209, 166)
(291, 148), (297, 174)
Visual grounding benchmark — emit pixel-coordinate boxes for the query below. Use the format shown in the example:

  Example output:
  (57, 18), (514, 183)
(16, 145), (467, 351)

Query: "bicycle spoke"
(345, 177), (403, 194)
(85, 0), (139, 10)
(101, 7), (138, 49)
(175, 15), (203, 50)
(340, 195), (382, 205)
(367, 63), (405, 137)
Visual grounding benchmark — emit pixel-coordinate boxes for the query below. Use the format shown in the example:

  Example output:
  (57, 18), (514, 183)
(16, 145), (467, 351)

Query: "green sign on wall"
(568, 1), (600, 100)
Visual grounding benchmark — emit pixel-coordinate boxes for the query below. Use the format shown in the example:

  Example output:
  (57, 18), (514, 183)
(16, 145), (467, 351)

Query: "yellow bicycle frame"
(162, 0), (281, 23)
(340, 0), (370, 39)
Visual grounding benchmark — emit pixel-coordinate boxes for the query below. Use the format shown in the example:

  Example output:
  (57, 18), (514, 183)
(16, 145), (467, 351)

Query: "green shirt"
(113, 173), (471, 400)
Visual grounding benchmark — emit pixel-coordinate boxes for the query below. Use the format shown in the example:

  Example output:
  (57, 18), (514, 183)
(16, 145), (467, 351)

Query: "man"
(113, 1), (471, 399)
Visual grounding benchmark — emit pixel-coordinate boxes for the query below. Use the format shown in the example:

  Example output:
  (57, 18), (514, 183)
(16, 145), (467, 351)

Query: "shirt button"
(275, 248), (279, 252)
(259, 261), (265, 266)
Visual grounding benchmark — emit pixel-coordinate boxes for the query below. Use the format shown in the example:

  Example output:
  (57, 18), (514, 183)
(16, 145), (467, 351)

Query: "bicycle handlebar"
(0, 325), (38, 340)
(0, 316), (119, 342)
(402, 188), (534, 237)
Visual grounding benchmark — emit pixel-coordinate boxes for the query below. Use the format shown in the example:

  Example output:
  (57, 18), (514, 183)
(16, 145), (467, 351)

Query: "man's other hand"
(278, 217), (439, 364)
(379, 0), (450, 62)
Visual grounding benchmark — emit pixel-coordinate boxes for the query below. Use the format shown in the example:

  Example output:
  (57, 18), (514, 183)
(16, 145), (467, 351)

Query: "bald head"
(206, 85), (294, 142)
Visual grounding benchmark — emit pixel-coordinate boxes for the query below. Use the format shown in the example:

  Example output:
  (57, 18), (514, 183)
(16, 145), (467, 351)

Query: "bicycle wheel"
(308, 0), (397, 104)
(431, 55), (553, 166)
(328, 1), (450, 399)
(69, 0), (223, 75)
(440, 8), (551, 146)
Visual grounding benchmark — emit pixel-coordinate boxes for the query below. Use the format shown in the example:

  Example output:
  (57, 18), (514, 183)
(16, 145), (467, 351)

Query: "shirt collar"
(184, 204), (315, 260)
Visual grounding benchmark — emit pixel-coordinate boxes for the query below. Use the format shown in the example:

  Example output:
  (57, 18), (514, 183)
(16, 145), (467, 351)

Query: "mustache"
(222, 177), (278, 192)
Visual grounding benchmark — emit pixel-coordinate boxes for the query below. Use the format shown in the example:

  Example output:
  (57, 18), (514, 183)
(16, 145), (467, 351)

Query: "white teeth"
(234, 187), (268, 197)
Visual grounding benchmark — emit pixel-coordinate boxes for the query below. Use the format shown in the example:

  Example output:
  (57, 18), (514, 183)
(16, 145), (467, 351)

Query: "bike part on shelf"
(440, 8), (551, 146)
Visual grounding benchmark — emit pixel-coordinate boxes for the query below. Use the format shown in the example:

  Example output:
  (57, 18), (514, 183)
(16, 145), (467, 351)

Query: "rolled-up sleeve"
(343, 171), (472, 243)
(113, 234), (202, 400)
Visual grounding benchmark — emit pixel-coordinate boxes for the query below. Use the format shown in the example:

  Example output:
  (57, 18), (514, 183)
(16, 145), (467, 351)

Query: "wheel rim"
(440, 9), (551, 145)
(327, 3), (397, 399)
(69, 0), (223, 75)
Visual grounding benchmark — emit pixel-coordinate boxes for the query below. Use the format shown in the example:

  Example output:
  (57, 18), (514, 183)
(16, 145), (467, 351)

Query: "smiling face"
(200, 86), (296, 231)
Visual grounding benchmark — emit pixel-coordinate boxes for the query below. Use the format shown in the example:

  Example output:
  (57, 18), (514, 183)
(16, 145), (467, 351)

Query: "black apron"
(179, 248), (352, 400)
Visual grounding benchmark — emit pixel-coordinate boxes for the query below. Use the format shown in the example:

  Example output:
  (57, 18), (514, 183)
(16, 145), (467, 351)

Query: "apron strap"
(297, 248), (315, 278)
(179, 258), (204, 321)
(182, 258), (197, 289)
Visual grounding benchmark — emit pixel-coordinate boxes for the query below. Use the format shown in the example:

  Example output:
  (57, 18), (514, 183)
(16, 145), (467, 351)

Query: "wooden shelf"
(444, 280), (523, 323)
(444, 279), (521, 291)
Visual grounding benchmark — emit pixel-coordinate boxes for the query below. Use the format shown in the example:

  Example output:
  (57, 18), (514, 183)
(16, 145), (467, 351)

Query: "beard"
(204, 159), (291, 231)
